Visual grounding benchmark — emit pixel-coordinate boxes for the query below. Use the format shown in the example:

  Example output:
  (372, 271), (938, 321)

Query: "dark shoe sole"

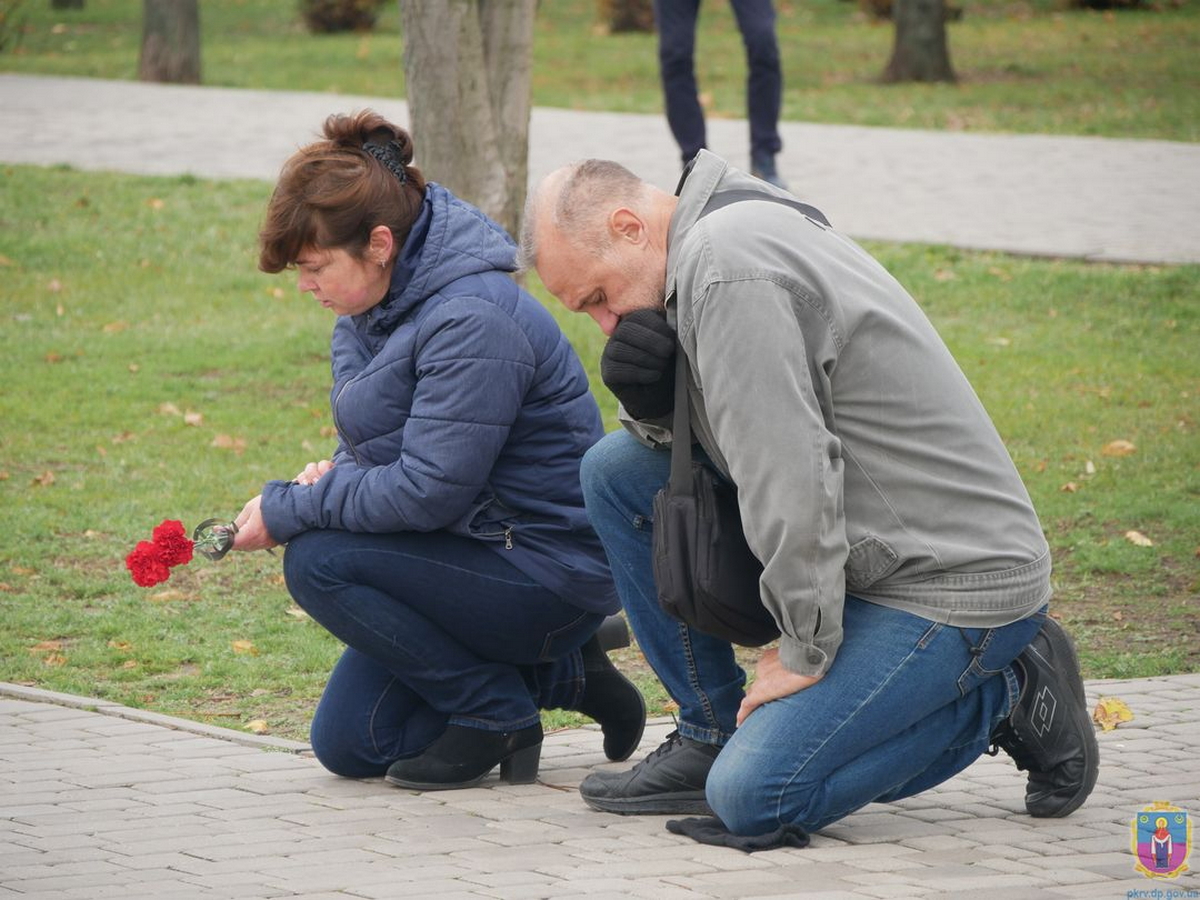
(582, 791), (714, 817)
(1025, 619), (1099, 818)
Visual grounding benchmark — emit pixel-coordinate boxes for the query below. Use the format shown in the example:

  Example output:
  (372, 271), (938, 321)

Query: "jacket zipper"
(331, 380), (362, 465)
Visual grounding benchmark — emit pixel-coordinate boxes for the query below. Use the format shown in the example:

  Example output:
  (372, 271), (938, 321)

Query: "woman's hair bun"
(323, 110), (414, 165)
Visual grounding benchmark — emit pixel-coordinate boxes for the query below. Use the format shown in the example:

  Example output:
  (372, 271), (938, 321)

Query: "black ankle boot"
(385, 722), (542, 791)
(577, 634), (646, 762)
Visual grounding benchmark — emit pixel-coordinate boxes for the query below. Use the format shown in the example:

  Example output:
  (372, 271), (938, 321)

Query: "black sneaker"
(990, 617), (1099, 818)
(579, 730), (720, 815)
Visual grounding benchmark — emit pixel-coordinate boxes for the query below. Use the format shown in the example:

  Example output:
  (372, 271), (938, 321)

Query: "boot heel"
(499, 743), (541, 784)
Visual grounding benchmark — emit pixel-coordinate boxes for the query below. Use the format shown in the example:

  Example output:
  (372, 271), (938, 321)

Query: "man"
(518, 151), (1099, 838)
(656, 0), (787, 187)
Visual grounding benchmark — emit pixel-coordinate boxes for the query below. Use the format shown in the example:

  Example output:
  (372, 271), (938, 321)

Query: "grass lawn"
(1, 0), (1198, 141)
(1, 164), (1196, 741)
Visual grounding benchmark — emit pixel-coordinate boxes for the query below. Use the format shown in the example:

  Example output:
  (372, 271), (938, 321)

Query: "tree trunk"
(398, 0), (535, 241)
(882, 0), (955, 83)
(138, 0), (200, 85)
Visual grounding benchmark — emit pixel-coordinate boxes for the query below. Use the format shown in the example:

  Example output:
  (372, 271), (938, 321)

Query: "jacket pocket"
(845, 534), (901, 590)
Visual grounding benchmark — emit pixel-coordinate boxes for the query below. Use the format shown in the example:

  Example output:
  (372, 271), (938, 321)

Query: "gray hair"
(517, 159), (647, 272)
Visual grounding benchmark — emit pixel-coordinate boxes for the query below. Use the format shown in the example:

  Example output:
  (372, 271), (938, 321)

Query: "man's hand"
(231, 495), (280, 553)
(737, 648), (823, 726)
(600, 309), (676, 420)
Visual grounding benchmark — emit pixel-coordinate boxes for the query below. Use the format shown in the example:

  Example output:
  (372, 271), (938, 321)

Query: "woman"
(229, 111), (644, 790)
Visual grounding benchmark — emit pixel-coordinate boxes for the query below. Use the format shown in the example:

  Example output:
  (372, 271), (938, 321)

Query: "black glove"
(599, 308), (677, 420)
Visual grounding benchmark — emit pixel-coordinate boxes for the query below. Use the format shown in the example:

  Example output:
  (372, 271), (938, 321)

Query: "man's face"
(535, 222), (665, 337)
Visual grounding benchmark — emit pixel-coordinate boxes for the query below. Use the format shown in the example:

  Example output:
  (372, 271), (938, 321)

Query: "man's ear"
(367, 224), (395, 262)
(609, 208), (644, 245)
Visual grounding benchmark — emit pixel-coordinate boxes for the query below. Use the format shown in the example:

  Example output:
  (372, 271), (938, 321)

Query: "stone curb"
(0, 681), (312, 753)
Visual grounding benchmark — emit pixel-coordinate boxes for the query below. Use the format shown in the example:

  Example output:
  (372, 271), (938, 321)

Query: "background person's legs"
(655, 0), (707, 165)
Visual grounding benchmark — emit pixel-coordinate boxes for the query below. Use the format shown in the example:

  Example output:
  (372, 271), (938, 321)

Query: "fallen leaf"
(147, 197), (165, 210)
(110, 431), (136, 444)
(934, 269), (957, 282)
(986, 336), (1011, 347)
(45, 352), (63, 364)
(1124, 530), (1154, 547)
(183, 410), (203, 427)
(1093, 696), (1133, 731)
(48, 278), (63, 293)
(1060, 482), (1079, 493)
(246, 719), (270, 734)
(102, 321), (128, 334)
(108, 640), (134, 650)
(128, 363), (140, 373)
(159, 402), (181, 416)
(121, 660), (139, 669)
(29, 640), (64, 653)
(146, 588), (189, 602)
(284, 606), (310, 620)
(231, 640), (258, 655)
(1102, 439), (1136, 457)
(211, 434), (247, 454)
(1084, 460), (1096, 475)
(32, 471), (56, 487)
(42, 654), (67, 667)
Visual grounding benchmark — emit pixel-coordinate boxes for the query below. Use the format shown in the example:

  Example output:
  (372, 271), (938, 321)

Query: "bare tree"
(138, 0), (200, 84)
(398, 0), (536, 241)
(882, 0), (956, 83)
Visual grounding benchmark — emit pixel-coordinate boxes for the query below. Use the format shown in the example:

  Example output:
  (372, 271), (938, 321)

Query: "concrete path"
(3, 676), (1199, 899)
(2, 73), (1199, 264)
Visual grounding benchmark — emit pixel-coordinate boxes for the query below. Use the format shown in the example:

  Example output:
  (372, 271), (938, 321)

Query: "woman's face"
(295, 246), (391, 317)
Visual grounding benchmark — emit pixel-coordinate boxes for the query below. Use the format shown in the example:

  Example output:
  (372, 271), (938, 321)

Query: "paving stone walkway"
(2, 676), (1198, 899)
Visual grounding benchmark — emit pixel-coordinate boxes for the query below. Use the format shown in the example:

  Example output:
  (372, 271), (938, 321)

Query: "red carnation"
(152, 519), (194, 567)
(125, 540), (171, 588)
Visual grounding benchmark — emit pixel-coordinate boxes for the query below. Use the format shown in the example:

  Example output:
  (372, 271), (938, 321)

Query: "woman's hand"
(737, 648), (823, 726)
(231, 495), (280, 553)
(294, 459), (334, 485)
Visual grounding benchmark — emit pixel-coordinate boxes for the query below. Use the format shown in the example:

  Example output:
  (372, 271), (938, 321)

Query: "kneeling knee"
(706, 749), (824, 835)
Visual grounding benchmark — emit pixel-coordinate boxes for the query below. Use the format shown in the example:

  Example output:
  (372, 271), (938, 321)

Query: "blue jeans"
(581, 430), (1043, 832)
(654, 0), (784, 164)
(283, 529), (603, 777)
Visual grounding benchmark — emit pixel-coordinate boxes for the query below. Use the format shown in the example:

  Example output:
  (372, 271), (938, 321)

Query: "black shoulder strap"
(700, 188), (830, 227)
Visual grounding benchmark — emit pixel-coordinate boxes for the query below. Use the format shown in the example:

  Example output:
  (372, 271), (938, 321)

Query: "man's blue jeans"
(581, 430), (1043, 833)
(283, 529), (602, 778)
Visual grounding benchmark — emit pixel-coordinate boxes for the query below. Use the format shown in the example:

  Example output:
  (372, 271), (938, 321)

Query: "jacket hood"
(374, 182), (518, 331)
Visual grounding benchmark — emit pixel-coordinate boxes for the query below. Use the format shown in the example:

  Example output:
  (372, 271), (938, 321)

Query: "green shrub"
(299, 0), (385, 34)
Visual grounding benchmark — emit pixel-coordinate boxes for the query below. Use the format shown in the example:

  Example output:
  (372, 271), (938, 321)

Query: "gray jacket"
(628, 151), (1050, 676)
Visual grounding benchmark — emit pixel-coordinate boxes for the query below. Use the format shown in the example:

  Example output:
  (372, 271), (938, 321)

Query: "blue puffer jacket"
(260, 184), (618, 614)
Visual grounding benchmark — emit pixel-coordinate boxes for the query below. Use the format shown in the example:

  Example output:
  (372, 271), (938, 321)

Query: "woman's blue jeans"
(581, 430), (1044, 833)
(282, 529), (603, 778)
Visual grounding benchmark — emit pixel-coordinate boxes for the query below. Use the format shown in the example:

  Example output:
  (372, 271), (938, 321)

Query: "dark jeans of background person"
(283, 528), (604, 777)
(654, 0), (784, 165)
